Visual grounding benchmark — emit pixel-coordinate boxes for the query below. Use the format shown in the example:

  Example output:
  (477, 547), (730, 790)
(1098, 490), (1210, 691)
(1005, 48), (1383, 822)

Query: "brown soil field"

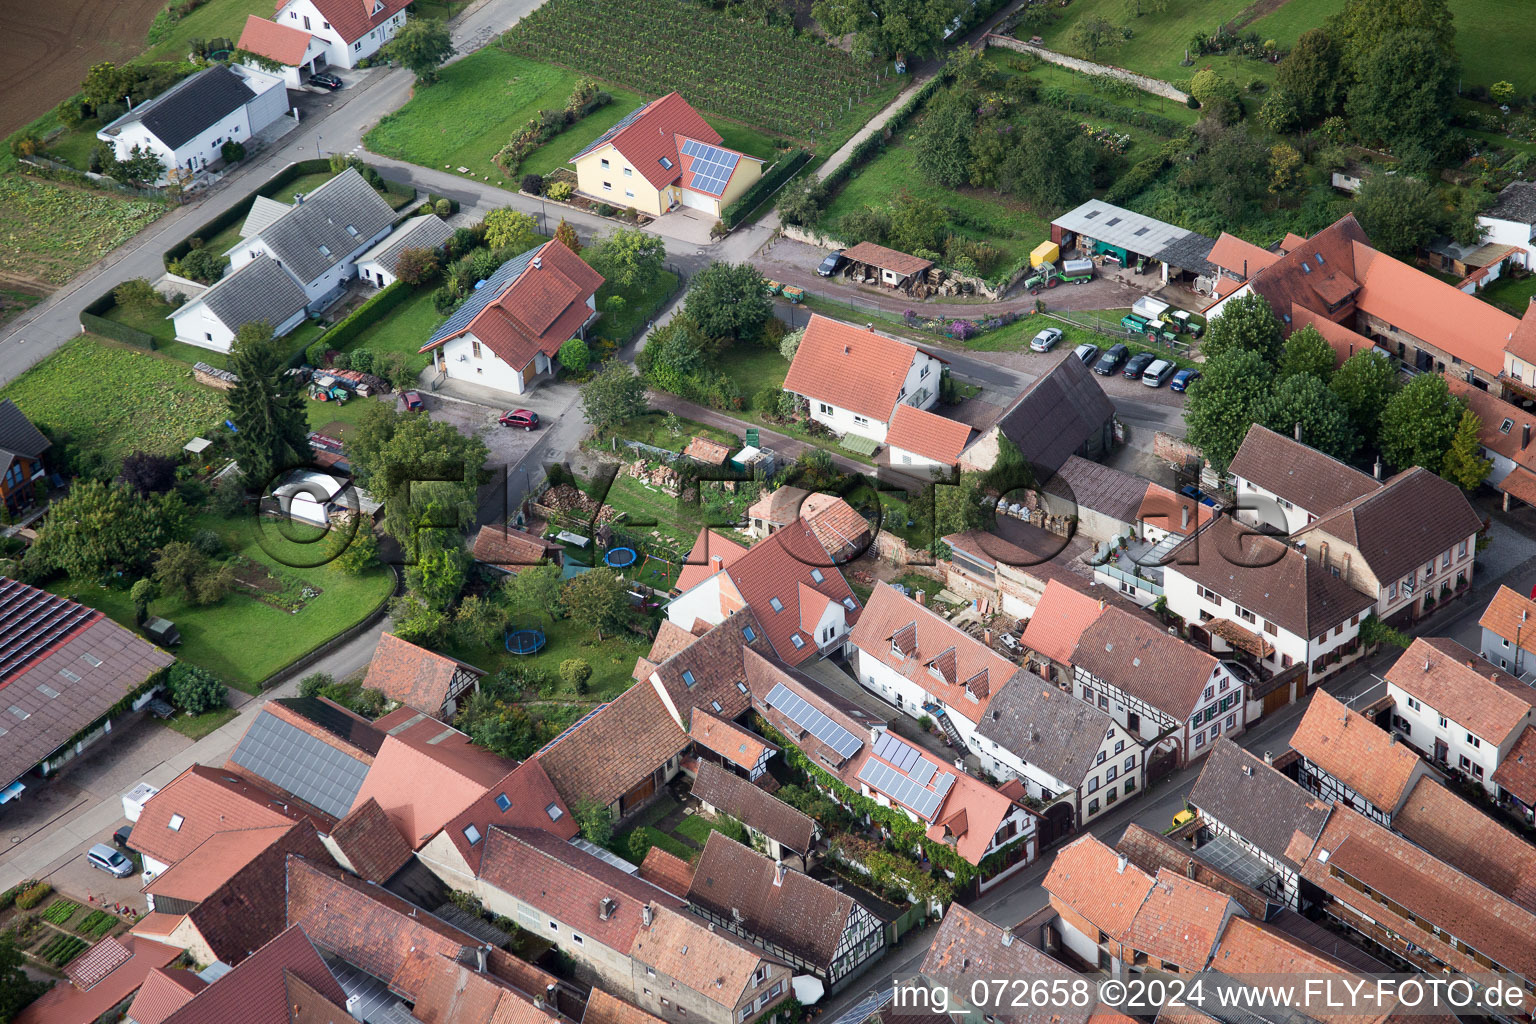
(0, 0), (164, 137)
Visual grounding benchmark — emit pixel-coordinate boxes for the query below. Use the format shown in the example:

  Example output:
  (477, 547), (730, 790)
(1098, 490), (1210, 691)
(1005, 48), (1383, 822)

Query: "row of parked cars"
(1030, 328), (1200, 390)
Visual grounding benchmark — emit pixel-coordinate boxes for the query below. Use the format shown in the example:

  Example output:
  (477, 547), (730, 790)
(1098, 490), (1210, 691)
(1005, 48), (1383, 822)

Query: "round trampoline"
(505, 628), (547, 655)
(604, 546), (638, 569)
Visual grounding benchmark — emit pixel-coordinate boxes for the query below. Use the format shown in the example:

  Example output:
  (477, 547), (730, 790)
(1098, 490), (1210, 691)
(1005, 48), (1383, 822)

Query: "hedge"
(721, 149), (811, 230)
(80, 290), (156, 349)
(307, 280), (413, 359)
(163, 158), (332, 270)
(1034, 86), (1186, 137)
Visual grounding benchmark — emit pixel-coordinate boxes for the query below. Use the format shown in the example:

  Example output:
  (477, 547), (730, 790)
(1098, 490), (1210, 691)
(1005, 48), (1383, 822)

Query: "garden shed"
(839, 242), (934, 291)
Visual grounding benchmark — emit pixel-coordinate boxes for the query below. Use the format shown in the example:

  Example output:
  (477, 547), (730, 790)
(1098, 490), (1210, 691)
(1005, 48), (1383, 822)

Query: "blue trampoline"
(505, 628), (547, 655)
(604, 546), (638, 569)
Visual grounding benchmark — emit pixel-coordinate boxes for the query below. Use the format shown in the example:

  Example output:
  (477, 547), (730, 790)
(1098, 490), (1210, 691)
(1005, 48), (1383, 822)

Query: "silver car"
(87, 843), (134, 878)
(1030, 327), (1063, 352)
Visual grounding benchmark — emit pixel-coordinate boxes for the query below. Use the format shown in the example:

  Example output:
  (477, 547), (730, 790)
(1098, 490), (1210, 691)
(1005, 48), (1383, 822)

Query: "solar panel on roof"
(229, 710), (370, 818)
(681, 138), (741, 197)
(908, 758), (937, 786)
(1194, 833), (1278, 891)
(872, 731), (921, 772)
(765, 682), (862, 760)
(857, 759), (950, 821)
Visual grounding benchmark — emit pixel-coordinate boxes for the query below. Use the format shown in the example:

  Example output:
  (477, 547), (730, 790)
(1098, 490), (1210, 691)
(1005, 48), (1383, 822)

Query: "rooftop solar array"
(681, 139), (741, 197)
(230, 710), (371, 818)
(765, 681), (862, 761)
(872, 731), (920, 772)
(857, 758), (954, 822)
(0, 578), (95, 681)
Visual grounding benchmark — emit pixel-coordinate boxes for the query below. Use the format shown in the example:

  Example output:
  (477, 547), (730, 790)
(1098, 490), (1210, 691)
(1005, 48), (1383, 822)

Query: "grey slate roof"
(104, 65), (256, 150)
(1487, 181), (1536, 225)
(987, 355), (1115, 477)
(356, 215), (453, 277)
(1187, 738), (1330, 871)
(1044, 455), (1145, 524)
(427, 244), (540, 346)
(1155, 230), (1218, 275)
(251, 168), (397, 286)
(239, 195), (292, 242)
(974, 670), (1119, 787)
(194, 254), (308, 334)
(0, 399), (50, 461)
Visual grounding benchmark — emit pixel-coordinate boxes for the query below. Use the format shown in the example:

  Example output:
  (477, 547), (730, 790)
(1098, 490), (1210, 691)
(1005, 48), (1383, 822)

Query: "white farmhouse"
(1478, 181), (1536, 271)
(272, 0), (410, 70)
(883, 403), (971, 478)
(419, 238), (603, 398)
(781, 314), (942, 443)
(1225, 423), (1381, 535)
(96, 64), (288, 183)
(168, 254), (308, 352)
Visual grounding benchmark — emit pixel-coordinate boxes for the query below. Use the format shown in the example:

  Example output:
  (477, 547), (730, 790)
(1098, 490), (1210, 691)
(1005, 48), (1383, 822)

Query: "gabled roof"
(355, 214), (454, 276)
(1071, 606), (1218, 721)
(441, 758), (577, 875)
(271, 695), (387, 756)
(247, 168), (398, 286)
(1123, 869), (1237, 971)
(239, 195), (292, 241)
(408, 950), (561, 1024)
(472, 524), (563, 571)
(1493, 725), (1536, 806)
(1138, 482), (1212, 538)
(840, 241), (934, 278)
(362, 632), (484, 714)
(1044, 455), (1148, 525)
(1210, 918), (1390, 1024)
(716, 520), (860, 666)
(1020, 578), (1106, 666)
(634, 618), (704, 682)
(0, 399), (50, 461)
(1246, 214), (1369, 325)
(745, 648), (880, 786)
(1114, 823), (1269, 919)
(638, 846), (696, 897)
(160, 925), (352, 1024)
(1168, 516), (1376, 639)
(1296, 467), (1483, 583)
(849, 583), (1014, 724)
(690, 760), (814, 857)
(536, 681), (689, 809)
(421, 239), (603, 372)
(1290, 690), (1423, 815)
(350, 715), (512, 849)
(918, 906), (1092, 1024)
(688, 833), (854, 970)
(628, 904), (781, 1009)
(133, 764), (322, 868)
(14, 937), (181, 1024)
(1227, 424), (1381, 520)
(884, 404), (971, 465)
(228, 703), (373, 819)
(584, 988), (671, 1024)
(647, 610), (771, 724)
(1507, 300), (1536, 363)
(101, 65), (259, 150)
(1207, 232), (1279, 279)
(1187, 739), (1330, 871)
(290, 0), (411, 46)
(691, 707), (775, 770)
(572, 92), (722, 190)
(329, 797), (414, 883)
(1444, 379), (1536, 474)
(125, 968), (207, 1024)
(676, 527), (749, 593)
(1291, 304), (1383, 365)
(1043, 833), (1155, 941)
(799, 492), (873, 555)
(237, 14), (314, 65)
(974, 670), (1120, 787)
(782, 315), (927, 422)
(1385, 637), (1535, 743)
(970, 355), (1115, 477)
(1394, 774), (1536, 913)
(143, 823), (295, 904)
(180, 253), (308, 335)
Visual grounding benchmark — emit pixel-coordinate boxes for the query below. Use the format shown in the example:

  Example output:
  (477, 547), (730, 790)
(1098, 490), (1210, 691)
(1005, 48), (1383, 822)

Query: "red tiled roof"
(690, 760), (814, 857)
(362, 633), (484, 715)
(1291, 690), (1422, 814)
(920, 906), (1092, 1024)
(1446, 378), (1536, 470)
(745, 649), (883, 785)
(409, 951), (561, 1024)
(536, 683), (689, 808)
(884, 404), (972, 465)
(1211, 918), (1388, 1024)
(676, 528), (748, 593)
(849, 582), (1015, 724)
(130, 913), (186, 941)
(1138, 483), (1212, 538)
(473, 525), (562, 572)
(584, 988), (670, 1024)
(1291, 305), (1382, 365)
(683, 436), (732, 465)
(1246, 215), (1367, 328)
(1123, 869), (1235, 971)
(160, 925), (350, 1024)
(133, 765), (319, 868)
(1021, 578), (1105, 665)
(799, 492), (873, 556)
(1207, 233), (1279, 278)
(143, 823), (294, 903)
(440, 759), (578, 875)
(691, 707), (773, 769)
(572, 92), (721, 191)
(1043, 834), (1154, 941)
(420, 240), (603, 373)
(126, 968), (206, 1024)
(15, 938), (180, 1024)
(718, 519), (860, 666)
(628, 905), (778, 1011)
(1501, 465), (1536, 507)
(841, 241), (933, 277)
(349, 726), (510, 849)
(237, 14), (312, 64)
(782, 315), (928, 422)
(330, 796), (414, 882)
(289, 0), (410, 45)
(1385, 637), (1535, 743)
(1395, 774), (1536, 913)
(638, 846), (695, 897)
(923, 768), (1018, 866)
(1507, 301), (1536, 363)
(1493, 725), (1536, 806)
(1072, 606), (1218, 721)
(67, 936), (133, 989)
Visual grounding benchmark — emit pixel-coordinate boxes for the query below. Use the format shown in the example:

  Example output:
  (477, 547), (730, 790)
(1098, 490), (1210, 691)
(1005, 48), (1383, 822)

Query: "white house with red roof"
(782, 315), (943, 443)
(236, 14), (331, 87)
(884, 404), (972, 477)
(270, 0), (409, 71)
(570, 92), (763, 219)
(419, 238), (603, 396)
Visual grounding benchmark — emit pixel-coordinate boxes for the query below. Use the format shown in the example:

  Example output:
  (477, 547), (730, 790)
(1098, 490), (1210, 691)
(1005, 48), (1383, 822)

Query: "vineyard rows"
(500, 0), (888, 140)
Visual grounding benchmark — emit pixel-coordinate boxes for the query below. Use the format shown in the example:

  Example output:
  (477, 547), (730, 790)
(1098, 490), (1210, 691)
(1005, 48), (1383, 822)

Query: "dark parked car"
(401, 390), (425, 412)
(817, 251), (846, 277)
(113, 824), (133, 849)
(1122, 352), (1156, 379)
(1170, 368), (1201, 392)
(309, 72), (343, 90)
(1073, 343), (1099, 365)
(499, 409), (540, 430)
(1094, 343), (1129, 376)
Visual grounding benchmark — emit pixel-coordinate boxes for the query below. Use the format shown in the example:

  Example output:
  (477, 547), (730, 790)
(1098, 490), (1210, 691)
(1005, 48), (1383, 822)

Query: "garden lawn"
(590, 270), (680, 348)
(0, 336), (225, 464)
(143, 0), (280, 60)
(600, 473), (706, 551)
(1480, 272), (1536, 315)
(0, 176), (163, 288)
(616, 825), (694, 864)
(673, 813), (735, 847)
(443, 615), (652, 701)
(1031, 0), (1273, 85)
(594, 410), (740, 450)
(717, 344), (790, 404)
(161, 706), (239, 739)
(335, 285), (445, 374)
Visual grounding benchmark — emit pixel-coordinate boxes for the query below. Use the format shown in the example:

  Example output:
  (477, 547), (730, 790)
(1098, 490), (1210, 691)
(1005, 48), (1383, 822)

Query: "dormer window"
(463, 824), (482, 845)
(495, 793), (511, 811)
(372, 0), (383, 12)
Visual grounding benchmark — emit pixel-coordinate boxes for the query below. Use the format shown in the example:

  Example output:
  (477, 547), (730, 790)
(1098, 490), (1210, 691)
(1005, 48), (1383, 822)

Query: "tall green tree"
(1278, 326), (1337, 383)
(1185, 349), (1274, 473)
(587, 227), (666, 291)
(482, 208), (539, 251)
(1202, 292), (1283, 364)
(811, 0), (966, 58)
(0, 934), (47, 1022)
(1441, 409), (1492, 490)
(1345, 29), (1459, 168)
(1255, 373), (1358, 460)
(1177, 122), (1270, 219)
(911, 89), (975, 188)
(1378, 372), (1464, 471)
(561, 567), (631, 641)
(683, 262), (773, 342)
(227, 321), (310, 491)
(345, 403), (487, 544)
(1274, 29), (1345, 123)
(1328, 0), (1456, 70)
(1329, 349), (1400, 445)
(1353, 174), (1451, 257)
(996, 111), (1099, 210)
(1068, 16), (1121, 58)
(383, 18), (455, 84)
(35, 480), (185, 577)
(581, 360), (648, 432)
(505, 562), (563, 626)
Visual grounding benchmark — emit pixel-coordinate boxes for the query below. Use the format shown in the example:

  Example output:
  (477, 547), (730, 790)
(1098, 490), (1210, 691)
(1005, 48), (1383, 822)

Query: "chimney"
(865, 323), (874, 331)
(533, 257), (542, 270)
(642, 904), (653, 927)
(1524, 423), (1532, 451)
(1373, 457), (1382, 480)
(1116, 853), (1128, 874)
(1186, 859), (1198, 880)
(535, 996), (546, 1011)
(1181, 504), (1190, 530)
(476, 946), (488, 973)
(774, 862), (786, 887)
(984, 629), (993, 646)
(1389, 732), (1398, 745)
(1342, 553), (1351, 578)
(1264, 750), (1274, 765)
(1000, 927), (1014, 947)
(916, 589), (927, 606)
(1319, 541), (1329, 567)
(599, 897), (617, 921)
(1294, 421), (1302, 442)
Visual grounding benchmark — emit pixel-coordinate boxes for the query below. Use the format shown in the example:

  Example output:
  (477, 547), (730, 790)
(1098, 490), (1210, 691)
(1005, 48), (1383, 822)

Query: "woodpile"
(538, 483), (617, 525)
(626, 459), (683, 496)
(325, 367), (390, 395)
(193, 362), (239, 391)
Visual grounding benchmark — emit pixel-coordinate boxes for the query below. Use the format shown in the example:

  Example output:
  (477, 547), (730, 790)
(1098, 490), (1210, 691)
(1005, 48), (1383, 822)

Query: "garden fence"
(1046, 310), (1192, 355)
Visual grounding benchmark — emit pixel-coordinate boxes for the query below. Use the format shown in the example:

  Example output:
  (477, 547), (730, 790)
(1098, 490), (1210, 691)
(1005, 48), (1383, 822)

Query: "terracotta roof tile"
(1478, 585), (1536, 657)
(690, 760), (815, 856)
(850, 583), (1014, 725)
(884, 405), (972, 465)
(1114, 823), (1269, 919)
(782, 315), (928, 421)
(1394, 774), (1536, 912)
(441, 759), (577, 875)
(14, 938), (181, 1024)
(473, 525), (563, 572)
(628, 904), (779, 1010)
(143, 823), (295, 904)
(918, 905), (1092, 1024)
(1509, 301), (1536, 363)
(1493, 725), (1536, 805)
(799, 493), (873, 558)
(1210, 918), (1390, 1024)
(1385, 637), (1535, 743)
(133, 765), (321, 868)
(131, 913), (186, 941)
(747, 486), (814, 528)
(301, 0), (411, 46)
(1043, 833), (1154, 940)
(1246, 215), (1368, 326)
(676, 528), (749, 593)
(1137, 482), (1212, 538)
(409, 951), (561, 1024)
(1228, 424), (1380, 519)
(683, 437), (732, 466)
(840, 242), (933, 278)
(125, 968), (206, 1024)
(716, 520), (860, 666)
(1020, 578), (1106, 666)
(1445, 379), (1536, 472)
(350, 723), (511, 849)
(691, 708), (775, 770)
(1207, 233), (1279, 278)
(1290, 690), (1422, 814)
(67, 936), (133, 989)
(572, 92), (721, 190)
(362, 634), (484, 715)
(649, 611), (772, 725)
(1072, 606), (1218, 721)
(583, 987), (670, 1024)
(329, 797), (414, 882)
(1501, 465), (1536, 506)
(236, 15), (312, 64)
(638, 846), (696, 897)
(1291, 305), (1382, 366)
(160, 925), (351, 1024)
(536, 682), (689, 808)
(1123, 869), (1236, 971)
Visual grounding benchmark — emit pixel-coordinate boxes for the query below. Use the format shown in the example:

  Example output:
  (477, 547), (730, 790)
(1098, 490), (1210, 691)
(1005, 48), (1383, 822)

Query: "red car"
(499, 409), (539, 431)
(401, 390), (425, 412)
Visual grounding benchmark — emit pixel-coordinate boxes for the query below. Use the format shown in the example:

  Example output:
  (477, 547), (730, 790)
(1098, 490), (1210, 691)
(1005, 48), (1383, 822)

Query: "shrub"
(547, 181), (574, 202)
(558, 337), (589, 372)
(299, 672), (334, 697)
(221, 139), (246, 164)
(560, 657), (592, 693)
(168, 662), (226, 715)
(113, 278), (161, 310)
(520, 173), (544, 195)
(15, 881), (52, 910)
(352, 687), (387, 717)
(173, 247), (224, 284)
(433, 197), (452, 218)
(190, 529), (223, 556)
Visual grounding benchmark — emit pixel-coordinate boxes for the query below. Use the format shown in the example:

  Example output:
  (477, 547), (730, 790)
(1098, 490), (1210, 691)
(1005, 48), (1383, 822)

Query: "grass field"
(0, 177), (164, 288)
(1032, 0), (1274, 85)
(1480, 272), (1536, 315)
(365, 50), (782, 185)
(444, 615), (651, 701)
(1006, 56), (1199, 128)
(0, 336), (225, 464)
(56, 514), (393, 692)
(142, 0), (281, 60)
(335, 286), (444, 374)
(591, 270), (681, 348)
(161, 706), (239, 739)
